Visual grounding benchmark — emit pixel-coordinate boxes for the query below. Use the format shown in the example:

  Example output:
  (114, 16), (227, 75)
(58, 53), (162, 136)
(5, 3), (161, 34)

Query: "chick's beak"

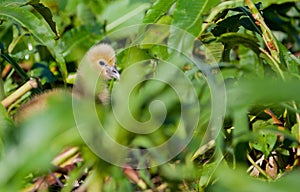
(109, 66), (120, 80)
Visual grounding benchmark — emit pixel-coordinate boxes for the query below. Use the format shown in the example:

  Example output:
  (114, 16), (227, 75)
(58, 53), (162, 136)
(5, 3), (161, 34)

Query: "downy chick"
(15, 43), (120, 123)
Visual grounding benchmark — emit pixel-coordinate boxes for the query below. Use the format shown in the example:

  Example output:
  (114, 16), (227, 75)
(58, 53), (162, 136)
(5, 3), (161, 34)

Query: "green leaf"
(172, 0), (204, 36)
(238, 44), (264, 78)
(26, 0), (59, 38)
(169, 0), (220, 57)
(277, 42), (300, 74)
(59, 25), (103, 57)
(143, 0), (176, 23)
(199, 160), (221, 189)
(140, 24), (170, 49)
(251, 130), (277, 157)
(0, 0), (27, 6)
(0, 6), (68, 80)
(211, 14), (242, 36)
(0, 6), (56, 47)
(148, 45), (169, 60)
(201, 0), (245, 34)
(252, 120), (271, 131)
(103, 0), (150, 31)
(201, 33), (224, 63)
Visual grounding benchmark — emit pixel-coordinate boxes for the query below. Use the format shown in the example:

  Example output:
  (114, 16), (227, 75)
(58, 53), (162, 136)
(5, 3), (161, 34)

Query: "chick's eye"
(99, 60), (106, 66)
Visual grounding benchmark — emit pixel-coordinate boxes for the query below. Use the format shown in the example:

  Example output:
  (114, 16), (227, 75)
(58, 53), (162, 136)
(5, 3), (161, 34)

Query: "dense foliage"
(0, 0), (299, 191)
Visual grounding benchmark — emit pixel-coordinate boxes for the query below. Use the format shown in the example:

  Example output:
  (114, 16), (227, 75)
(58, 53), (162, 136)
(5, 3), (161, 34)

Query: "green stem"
(259, 48), (285, 80)
(244, 0), (279, 62)
(1, 52), (29, 81)
(245, 0), (285, 81)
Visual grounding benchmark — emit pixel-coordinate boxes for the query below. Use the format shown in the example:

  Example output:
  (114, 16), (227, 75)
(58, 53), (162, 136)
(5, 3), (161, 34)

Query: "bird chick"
(74, 43), (120, 104)
(15, 43), (120, 123)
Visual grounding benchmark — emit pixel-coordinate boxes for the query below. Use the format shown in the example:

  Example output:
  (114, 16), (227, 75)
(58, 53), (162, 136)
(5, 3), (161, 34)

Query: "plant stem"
(1, 78), (37, 108)
(244, 0), (279, 62)
(247, 153), (272, 180)
(1, 52), (29, 81)
(245, 0), (285, 81)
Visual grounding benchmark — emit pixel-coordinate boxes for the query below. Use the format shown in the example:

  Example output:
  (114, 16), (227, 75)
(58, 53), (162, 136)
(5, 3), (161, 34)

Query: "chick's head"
(86, 43), (120, 80)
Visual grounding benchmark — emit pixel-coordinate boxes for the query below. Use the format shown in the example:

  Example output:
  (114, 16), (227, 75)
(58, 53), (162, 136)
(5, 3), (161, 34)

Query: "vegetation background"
(0, 0), (299, 191)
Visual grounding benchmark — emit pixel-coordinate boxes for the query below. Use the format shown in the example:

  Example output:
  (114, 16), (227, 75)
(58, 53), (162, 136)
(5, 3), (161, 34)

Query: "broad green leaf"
(102, 0), (151, 31)
(0, 0), (27, 6)
(251, 130), (277, 157)
(143, 0), (176, 23)
(170, 0), (210, 57)
(118, 46), (151, 69)
(170, 0), (220, 57)
(172, 0), (204, 36)
(140, 24), (170, 49)
(252, 120), (272, 131)
(26, 0), (59, 37)
(201, 0), (245, 34)
(202, 0), (221, 14)
(0, 6), (56, 47)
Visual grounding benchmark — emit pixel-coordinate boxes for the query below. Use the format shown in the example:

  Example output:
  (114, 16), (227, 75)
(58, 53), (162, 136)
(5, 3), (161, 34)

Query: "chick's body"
(15, 43), (119, 123)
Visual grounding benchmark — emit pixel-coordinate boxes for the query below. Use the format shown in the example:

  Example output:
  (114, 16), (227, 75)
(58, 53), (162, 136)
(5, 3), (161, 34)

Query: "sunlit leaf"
(143, 0), (176, 23)
(251, 130), (277, 157)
